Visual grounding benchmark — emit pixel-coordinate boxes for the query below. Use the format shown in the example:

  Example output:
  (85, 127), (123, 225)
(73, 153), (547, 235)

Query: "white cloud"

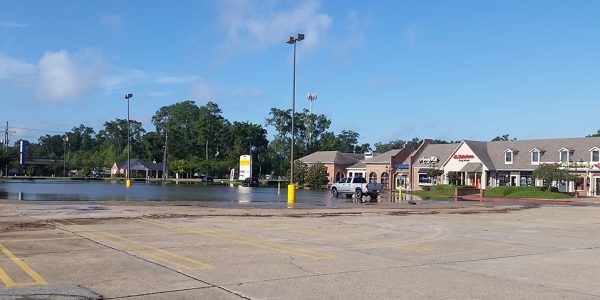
(155, 75), (201, 84)
(0, 52), (36, 80)
(146, 91), (171, 98)
(404, 24), (420, 48)
(191, 82), (216, 101)
(100, 69), (150, 95)
(99, 14), (124, 30)
(217, 0), (331, 54)
(37, 50), (103, 100)
(330, 10), (371, 65)
(0, 20), (28, 28)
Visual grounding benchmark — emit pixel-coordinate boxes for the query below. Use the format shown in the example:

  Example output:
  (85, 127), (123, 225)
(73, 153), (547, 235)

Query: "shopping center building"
(439, 137), (600, 197)
(297, 136), (600, 197)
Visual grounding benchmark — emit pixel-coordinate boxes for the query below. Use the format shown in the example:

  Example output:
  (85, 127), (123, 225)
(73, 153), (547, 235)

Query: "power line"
(9, 127), (68, 134)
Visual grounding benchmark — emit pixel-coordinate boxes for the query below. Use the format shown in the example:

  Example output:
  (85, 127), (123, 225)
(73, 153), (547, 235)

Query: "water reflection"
(0, 180), (478, 208)
(0, 180), (350, 208)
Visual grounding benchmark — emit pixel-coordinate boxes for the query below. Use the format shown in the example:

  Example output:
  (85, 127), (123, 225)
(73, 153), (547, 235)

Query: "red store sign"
(454, 154), (475, 160)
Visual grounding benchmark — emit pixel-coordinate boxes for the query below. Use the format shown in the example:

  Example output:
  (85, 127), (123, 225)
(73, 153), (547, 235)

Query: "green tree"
(426, 169), (444, 183)
(374, 139), (405, 153)
(291, 160), (307, 185)
(446, 171), (460, 185)
(532, 164), (576, 191)
(305, 162), (329, 188)
(152, 101), (200, 161)
(170, 159), (188, 179)
(336, 130), (359, 153)
(492, 134), (516, 141)
(587, 130), (600, 137)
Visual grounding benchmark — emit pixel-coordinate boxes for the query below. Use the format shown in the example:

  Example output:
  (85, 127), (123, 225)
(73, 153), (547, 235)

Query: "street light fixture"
(124, 93), (133, 188)
(286, 33), (304, 204)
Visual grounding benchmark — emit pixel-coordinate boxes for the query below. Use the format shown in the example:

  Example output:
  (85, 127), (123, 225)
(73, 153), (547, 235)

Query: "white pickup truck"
(330, 177), (383, 202)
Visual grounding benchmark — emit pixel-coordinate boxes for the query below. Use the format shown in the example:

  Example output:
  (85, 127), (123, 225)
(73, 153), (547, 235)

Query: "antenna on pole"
(307, 92), (317, 115)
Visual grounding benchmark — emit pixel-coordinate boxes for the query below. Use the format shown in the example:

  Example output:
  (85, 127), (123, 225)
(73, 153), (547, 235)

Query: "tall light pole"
(124, 93), (133, 188)
(286, 33), (304, 204)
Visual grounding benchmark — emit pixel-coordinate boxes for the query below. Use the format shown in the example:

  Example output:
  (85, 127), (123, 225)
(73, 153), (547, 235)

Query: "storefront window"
(520, 172), (533, 186)
(497, 172), (510, 186)
(418, 173), (432, 184)
(369, 172), (377, 183)
(381, 172), (389, 186)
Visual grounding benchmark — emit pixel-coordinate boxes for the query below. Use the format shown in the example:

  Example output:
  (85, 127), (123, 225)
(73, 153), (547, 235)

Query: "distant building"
(111, 159), (164, 179)
(405, 137), (600, 197)
(297, 151), (364, 183)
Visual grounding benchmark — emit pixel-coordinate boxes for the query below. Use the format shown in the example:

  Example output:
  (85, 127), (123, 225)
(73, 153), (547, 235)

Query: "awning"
(459, 163), (483, 173)
(418, 168), (433, 174)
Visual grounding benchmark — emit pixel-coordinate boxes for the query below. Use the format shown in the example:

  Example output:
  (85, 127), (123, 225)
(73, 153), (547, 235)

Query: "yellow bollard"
(126, 179), (131, 188)
(278, 181), (281, 195)
(287, 184), (295, 205)
(398, 186), (402, 201)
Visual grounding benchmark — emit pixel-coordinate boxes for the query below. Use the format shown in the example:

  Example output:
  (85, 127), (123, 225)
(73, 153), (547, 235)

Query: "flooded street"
(0, 180), (392, 208)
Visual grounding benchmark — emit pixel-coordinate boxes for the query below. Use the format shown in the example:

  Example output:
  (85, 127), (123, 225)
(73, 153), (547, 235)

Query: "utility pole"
(3, 122), (8, 178)
(162, 122), (168, 180)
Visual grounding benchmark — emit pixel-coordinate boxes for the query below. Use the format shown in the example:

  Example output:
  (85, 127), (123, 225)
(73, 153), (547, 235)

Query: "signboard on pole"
(239, 155), (252, 180)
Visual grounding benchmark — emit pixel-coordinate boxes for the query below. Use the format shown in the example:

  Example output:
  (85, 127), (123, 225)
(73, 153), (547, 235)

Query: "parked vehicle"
(200, 175), (214, 183)
(241, 177), (259, 187)
(330, 177), (382, 202)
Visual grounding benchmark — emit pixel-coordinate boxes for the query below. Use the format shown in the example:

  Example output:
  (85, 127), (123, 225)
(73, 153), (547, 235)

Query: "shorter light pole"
(63, 135), (68, 177)
(124, 93), (133, 188)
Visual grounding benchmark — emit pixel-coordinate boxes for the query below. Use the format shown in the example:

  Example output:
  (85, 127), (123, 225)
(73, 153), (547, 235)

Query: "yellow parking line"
(246, 222), (428, 252)
(0, 243), (47, 287)
(138, 218), (334, 260)
(0, 237), (81, 243)
(55, 221), (213, 270)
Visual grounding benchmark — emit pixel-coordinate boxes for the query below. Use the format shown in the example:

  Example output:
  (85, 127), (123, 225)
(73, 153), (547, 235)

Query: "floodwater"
(0, 179), (400, 208)
(2, 180), (577, 208)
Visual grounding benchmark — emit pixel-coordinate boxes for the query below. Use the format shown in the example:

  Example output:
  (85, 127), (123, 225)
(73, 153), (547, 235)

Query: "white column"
(481, 170), (487, 190)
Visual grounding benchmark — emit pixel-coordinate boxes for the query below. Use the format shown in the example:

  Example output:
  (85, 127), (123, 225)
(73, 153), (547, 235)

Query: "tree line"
(3, 101), (599, 179)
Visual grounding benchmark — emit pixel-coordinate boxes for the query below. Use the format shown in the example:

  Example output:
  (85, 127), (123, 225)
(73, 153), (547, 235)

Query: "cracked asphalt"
(0, 201), (599, 299)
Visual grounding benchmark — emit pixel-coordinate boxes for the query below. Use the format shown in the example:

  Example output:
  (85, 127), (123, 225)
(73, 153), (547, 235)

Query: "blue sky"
(1, 0), (600, 145)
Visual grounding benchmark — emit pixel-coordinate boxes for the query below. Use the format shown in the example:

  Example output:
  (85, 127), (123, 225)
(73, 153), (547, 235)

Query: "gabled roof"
(365, 149), (402, 164)
(297, 151), (364, 165)
(413, 143), (460, 167)
(486, 136), (600, 170)
(115, 159), (164, 171)
(463, 140), (495, 169)
(347, 161), (367, 169)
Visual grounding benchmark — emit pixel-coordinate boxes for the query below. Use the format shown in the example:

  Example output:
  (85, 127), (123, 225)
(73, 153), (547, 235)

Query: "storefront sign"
(395, 164), (410, 169)
(418, 156), (439, 164)
(560, 163), (593, 169)
(453, 154), (474, 162)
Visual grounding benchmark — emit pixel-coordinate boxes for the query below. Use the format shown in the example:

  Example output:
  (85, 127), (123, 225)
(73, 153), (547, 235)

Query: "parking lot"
(0, 202), (599, 299)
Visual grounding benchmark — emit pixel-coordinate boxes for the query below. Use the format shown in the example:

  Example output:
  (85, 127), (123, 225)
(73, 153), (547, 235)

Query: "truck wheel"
(355, 189), (363, 199)
(331, 188), (338, 198)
